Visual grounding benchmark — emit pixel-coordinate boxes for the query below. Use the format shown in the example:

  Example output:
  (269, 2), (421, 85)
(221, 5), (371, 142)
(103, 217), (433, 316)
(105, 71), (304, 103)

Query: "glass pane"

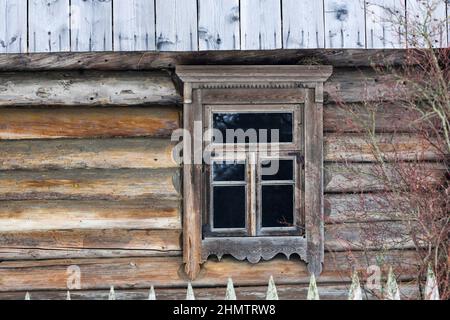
(213, 112), (293, 143)
(213, 161), (245, 182)
(262, 159), (294, 181)
(261, 185), (294, 228)
(213, 186), (246, 229)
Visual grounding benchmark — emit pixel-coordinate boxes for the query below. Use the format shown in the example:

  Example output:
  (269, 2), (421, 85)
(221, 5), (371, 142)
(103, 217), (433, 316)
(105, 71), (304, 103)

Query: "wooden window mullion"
(247, 152), (257, 236)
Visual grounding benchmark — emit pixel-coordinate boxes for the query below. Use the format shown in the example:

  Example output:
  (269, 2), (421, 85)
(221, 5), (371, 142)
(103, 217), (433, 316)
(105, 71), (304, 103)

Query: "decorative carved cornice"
(176, 65), (333, 104)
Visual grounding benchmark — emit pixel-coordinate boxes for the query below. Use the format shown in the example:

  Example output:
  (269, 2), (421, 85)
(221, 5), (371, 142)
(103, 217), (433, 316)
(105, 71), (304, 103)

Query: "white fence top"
(1, 0), (448, 54)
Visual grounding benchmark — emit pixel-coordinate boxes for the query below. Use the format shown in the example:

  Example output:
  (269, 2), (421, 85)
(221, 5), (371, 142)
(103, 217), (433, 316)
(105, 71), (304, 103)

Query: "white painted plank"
(198, 0), (240, 50)
(29, 0), (70, 52)
(0, 0), (27, 53)
(241, 0), (282, 50)
(366, 0), (406, 48)
(155, 0), (198, 51)
(406, 0), (448, 48)
(282, 0), (325, 48)
(113, 0), (156, 51)
(71, 0), (113, 52)
(324, 0), (366, 48)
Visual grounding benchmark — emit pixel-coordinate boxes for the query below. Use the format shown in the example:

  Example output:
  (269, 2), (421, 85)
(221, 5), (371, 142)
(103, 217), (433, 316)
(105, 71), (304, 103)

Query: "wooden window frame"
(176, 65), (333, 280)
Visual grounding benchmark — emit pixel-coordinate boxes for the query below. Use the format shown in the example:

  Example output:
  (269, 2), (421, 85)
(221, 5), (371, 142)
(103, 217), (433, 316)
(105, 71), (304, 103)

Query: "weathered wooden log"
(0, 282), (420, 300)
(0, 200), (181, 232)
(0, 250), (420, 291)
(324, 193), (406, 223)
(323, 103), (422, 133)
(0, 229), (182, 260)
(0, 138), (179, 170)
(324, 162), (446, 193)
(325, 221), (416, 251)
(0, 71), (180, 106)
(0, 169), (181, 201)
(0, 107), (180, 139)
(0, 50), (412, 71)
(324, 134), (442, 162)
(0, 68), (407, 107)
(324, 68), (409, 104)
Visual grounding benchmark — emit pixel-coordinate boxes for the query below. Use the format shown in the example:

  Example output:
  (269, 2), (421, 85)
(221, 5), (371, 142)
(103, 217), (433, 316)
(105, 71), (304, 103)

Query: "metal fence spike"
(225, 277), (237, 300)
(307, 273), (320, 300)
(348, 271), (363, 300)
(384, 267), (400, 300)
(186, 282), (195, 300)
(425, 264), (440, 300)
(148, 285), (156, 300)
(108, 286), (116, 300)
(266, 276), (279, 300)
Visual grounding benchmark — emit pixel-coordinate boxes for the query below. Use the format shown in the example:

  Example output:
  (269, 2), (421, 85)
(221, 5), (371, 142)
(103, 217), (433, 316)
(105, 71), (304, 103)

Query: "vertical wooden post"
(304, 88), (324, 276)
(183, 88), (203, 280)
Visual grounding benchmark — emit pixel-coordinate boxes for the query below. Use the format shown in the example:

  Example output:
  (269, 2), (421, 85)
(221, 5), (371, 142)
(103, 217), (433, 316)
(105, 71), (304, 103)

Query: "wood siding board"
(71, 0), (113, 52)
(0, 0), (27, 53)
(324, 133), (443, 162)
(0, 199), (181, 232)
(324, 193), (407, 223)
(240, 0), (282, 50)
(0, 138), (178, 170)
(0, 71), (180, 106)
(366, 0), (406, 48)
(323, 102), (422, 133)
(0, 250), (421, 291)
(282, 0), (325, 48)
(325, 0), (367, 48)
(325, 221), (416, 251)
(324, 162), (446, 193)
(0, 229), (182, 260)
(407, 0), (448, 48)
(113, 0), (156, 51)
(29, 0), (70, 53)
(155, 0), (198, 51)
(0, 168), (181, 201)
(0, 107), (180, 139)
(198, 0), (240, 50)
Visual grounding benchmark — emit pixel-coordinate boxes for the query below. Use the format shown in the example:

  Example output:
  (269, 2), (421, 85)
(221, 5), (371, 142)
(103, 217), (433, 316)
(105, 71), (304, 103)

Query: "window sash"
(205, 151), (303, 238)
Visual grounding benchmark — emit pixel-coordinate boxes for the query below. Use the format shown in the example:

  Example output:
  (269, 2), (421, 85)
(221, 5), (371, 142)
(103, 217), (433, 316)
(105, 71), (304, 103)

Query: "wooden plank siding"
(113, 0), (156, 51)
(366, 0), (406, 48)
(0, 0), (27, 53)
(282, 0), (325, 49)
(198, 0), (240, 50)
(324, 0), (367, 49)
(155, 0), (198, 51)
(0, 0), (448, 53)
(71, 0), (113, 52)
(28, 0), (70, 53)
(240, 0), (282, 50)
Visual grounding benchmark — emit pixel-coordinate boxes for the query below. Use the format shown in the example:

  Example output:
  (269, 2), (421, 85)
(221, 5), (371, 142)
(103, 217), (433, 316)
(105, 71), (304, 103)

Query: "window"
(176, 65), (332, 279)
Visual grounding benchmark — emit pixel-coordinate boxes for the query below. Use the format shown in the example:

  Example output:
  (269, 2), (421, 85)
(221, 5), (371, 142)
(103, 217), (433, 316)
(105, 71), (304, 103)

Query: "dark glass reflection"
(213, 162), (245, 182)
(262, 159), (294, 181)
(213, 113), (293, 143)
(213, 186), (246, 229)
(262, 185), (294, 228)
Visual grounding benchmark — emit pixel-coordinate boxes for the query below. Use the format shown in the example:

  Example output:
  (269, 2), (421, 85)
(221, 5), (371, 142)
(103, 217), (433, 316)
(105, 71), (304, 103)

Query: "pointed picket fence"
(50, 266), (440, 300)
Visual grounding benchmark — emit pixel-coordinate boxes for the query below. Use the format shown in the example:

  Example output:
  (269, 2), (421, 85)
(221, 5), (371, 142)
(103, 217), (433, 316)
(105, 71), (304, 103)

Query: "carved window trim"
(176, 65), (333, 280)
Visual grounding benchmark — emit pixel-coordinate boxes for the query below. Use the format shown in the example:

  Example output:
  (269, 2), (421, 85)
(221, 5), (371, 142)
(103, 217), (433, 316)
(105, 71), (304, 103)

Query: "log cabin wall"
(0, 51), (445, 300)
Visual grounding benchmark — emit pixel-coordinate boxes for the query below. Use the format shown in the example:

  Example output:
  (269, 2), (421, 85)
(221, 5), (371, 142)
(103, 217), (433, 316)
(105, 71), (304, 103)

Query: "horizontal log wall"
(0, 64), (444, 299)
